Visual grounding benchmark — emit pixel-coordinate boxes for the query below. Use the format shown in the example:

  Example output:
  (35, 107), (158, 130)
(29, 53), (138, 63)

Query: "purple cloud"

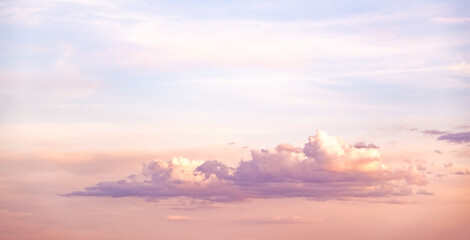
(420, 128), (470, 144)
(66, 131), (427, 203)
(444, 162), (453, 168)
(453, 169), (470, 175)
(437, 131), (470, 144)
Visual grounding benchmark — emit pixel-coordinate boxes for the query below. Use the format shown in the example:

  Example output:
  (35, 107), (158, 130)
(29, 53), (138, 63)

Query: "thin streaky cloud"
(422, 129), (448, 135)
(163, 215), (197, 222)
(416, 189), (434, 196)
(236, 216), (323, 225)
(431, 17), (470, 24)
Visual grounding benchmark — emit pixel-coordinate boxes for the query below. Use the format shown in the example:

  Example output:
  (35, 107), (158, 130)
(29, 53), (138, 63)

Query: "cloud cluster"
(67, 131), (427, 203)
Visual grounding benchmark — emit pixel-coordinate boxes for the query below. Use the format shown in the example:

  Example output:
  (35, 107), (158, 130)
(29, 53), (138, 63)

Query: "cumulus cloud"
(67, 130), (427, 203)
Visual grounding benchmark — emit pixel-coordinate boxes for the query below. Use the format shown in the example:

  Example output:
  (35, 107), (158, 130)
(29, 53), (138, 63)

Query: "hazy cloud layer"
(67, 131), (427, 202)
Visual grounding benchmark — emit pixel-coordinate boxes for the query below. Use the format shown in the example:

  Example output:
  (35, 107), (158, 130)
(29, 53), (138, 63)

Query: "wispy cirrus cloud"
(431, 17), (470, 24)
(66, 130), (427, 204)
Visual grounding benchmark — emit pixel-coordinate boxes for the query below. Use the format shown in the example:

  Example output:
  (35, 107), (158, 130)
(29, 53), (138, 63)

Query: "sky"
(0, 0), (469, 239)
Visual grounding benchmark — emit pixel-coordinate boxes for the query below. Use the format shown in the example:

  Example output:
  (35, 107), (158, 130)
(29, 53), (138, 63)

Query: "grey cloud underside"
(67, 131), (427, 202)
(67, 175), (415, 202)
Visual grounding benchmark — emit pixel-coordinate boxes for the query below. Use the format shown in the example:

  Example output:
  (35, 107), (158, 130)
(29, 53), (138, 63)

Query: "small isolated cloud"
(434, 150), (442, 154)
(416, 164), (426, 171)
(227, 142), (236, 145)
(444, 162), (453, 168)
(354, 142), (379, 149)
(236, 216), (322, 225)
(438, 132), (470, 144)
(422, 129), (447, 135)
(66, 130), (427, 203)
(164, 215), (196, 222)
(416, 189), (434, 196)
(454, 169), (470, 175)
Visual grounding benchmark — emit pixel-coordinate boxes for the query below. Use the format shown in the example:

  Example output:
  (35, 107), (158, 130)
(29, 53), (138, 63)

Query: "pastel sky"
(1, 0), (469, 239)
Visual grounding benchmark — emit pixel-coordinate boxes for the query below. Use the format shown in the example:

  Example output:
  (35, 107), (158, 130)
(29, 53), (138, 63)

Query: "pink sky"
(1, 0), (469, 239)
